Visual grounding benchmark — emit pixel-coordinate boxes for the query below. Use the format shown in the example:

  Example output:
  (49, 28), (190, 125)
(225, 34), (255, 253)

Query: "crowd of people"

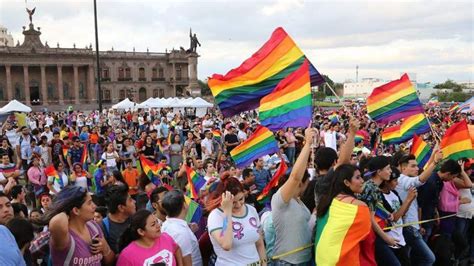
(0, 103), (472, 266)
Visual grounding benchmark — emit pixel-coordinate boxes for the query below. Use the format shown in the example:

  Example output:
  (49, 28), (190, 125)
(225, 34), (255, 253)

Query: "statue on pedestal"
(26, 7), (36, 24)
(189, 28), (201, 53)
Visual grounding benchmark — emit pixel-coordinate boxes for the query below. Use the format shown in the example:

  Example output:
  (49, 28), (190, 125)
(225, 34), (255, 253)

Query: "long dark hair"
(206, 174), (244, 212)
(43, 186), (88, 224)
(119, 209), (152, 252)
(316, 164), (359, 218)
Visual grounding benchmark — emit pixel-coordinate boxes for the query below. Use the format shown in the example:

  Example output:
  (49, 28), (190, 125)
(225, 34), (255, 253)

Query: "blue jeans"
(285, 147), (296, 164)
(403, 226), (435, 266)
(374, 235), (401, 266)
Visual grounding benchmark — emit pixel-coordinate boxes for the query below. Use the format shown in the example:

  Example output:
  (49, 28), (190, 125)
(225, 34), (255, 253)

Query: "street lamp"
(93, 0), (103, 112)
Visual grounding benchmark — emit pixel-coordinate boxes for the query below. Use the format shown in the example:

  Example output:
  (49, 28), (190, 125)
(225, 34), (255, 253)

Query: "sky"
(0, 0), (472, 84)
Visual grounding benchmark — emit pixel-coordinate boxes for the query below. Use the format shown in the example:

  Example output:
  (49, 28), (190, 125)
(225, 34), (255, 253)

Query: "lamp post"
(93, 0), (103, 112)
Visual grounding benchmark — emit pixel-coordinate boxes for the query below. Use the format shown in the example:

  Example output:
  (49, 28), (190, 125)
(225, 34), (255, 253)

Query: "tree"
(434, 79), (466, 92)
(317, 75), (342, 97)
(198, 79), (212, 96)
(431, 90), (471, 102)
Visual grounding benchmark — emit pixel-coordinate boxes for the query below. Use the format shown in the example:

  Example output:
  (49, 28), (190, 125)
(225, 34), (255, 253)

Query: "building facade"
(0, 25), (14, 47)
(0, 18), (200, 111)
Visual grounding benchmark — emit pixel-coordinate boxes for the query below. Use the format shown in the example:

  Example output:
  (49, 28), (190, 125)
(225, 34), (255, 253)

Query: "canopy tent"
(136, 97), (156, 108)
(0, 99), (32, 114)
(189, 97), (213, 108)
(111, 98), (136, 110)
(137, 97), (214, 109)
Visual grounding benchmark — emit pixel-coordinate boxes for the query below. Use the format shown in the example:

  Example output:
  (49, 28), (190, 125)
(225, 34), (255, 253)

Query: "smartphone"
(91, 238), (100, 245)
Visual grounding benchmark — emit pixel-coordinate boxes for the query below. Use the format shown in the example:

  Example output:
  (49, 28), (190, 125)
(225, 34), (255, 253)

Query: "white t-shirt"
(323, 130), (337, 151)
(201, 138), (213, 159)
(0, 172), (5, 191)
(47, 172), (69, 195)
(75, 175), (88, 190)
(457, 188), (474, 219)
(208, 204), (261, 266)
(382, 191), (406, 246)
(5, 130), (19, 148)
(162, 218), (203, 266)
(395, 174), (424, 229)
(41, 131), (53, 143)
(101, 152), (118, 168)
(45, 116), (54, 126)
(237, 130), (247, 141)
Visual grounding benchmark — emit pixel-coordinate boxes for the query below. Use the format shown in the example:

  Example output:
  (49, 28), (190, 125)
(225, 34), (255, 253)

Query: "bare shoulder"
(351, 199), (367, 207)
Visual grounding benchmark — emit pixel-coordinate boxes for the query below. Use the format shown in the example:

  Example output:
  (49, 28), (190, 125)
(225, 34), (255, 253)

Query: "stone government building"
(0, 15), (200, 111)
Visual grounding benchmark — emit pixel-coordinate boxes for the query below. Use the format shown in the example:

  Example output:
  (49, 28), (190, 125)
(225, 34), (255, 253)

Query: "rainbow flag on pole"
(139, 155), (161, 185)
(185, 165), (206, 199)
(230, 125), (279, 168)
(367, 74), (424, 124)
(62, 147), (69, 158)
(44, 165), (63, 188)
(257, 158), (288, 203)
(259, 60), (312, 130)
(411, 134), (432, 169)
(381, 114), (430, 144)
(315, 199), (371, 265)
(184, 195), (202, 224)
(208, 27), (324, 117)
(80, 145), (88, 165)
(441, 120), (474, 160)
(212, 129), (222, 141)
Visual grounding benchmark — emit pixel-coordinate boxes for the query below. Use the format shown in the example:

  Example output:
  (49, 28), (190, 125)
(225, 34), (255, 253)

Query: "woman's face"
(93, 212), (104, 224)
(107, 143), (114, 152)
(187, 132), (193, 139)
(347, 170), (364, 194)
(29, 211), (41, 222)
(174, 135), (180, 143)
(141, 214), (162, 240)
(378, 165), (392, 181)
(232, 192), (245, 213)
(78, 194), (96, 221)
(40, 196), (51, 209)
(2, 140), (8, 146)
(74, 165), (83, 173)
(146, 136), (152, 144)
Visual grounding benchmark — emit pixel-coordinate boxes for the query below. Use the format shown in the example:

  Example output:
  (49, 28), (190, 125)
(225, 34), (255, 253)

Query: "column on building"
(23, 65), (30, 105)
(73, 65), (80, 104)
(87, 64), (95, 104)
(57, 65), (64, 105)
(172, 62), (176, 94)
(40, 65), (48, 105)
(5, 64), (12, 101)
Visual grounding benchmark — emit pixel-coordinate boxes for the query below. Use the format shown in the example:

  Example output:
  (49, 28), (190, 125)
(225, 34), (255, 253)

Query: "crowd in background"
(0, 103), (473, 266)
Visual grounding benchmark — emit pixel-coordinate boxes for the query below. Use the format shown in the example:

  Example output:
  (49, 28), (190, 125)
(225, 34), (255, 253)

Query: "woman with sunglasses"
(206, 176), (267, 266)
(45, 186), (115, 265)
(117, 209), (184, 266)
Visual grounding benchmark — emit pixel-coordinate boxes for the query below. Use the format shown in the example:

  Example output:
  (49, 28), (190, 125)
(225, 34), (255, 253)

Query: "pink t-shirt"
(117, 232), (178, 266)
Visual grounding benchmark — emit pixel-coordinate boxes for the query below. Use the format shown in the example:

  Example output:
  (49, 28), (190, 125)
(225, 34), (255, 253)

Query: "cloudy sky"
(0, 0), (472, 83)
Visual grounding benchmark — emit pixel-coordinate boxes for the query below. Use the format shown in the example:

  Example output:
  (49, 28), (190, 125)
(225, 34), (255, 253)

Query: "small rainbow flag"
(328, 112), (339, 123)
(315, 199), (371, 265)
(208, 27), (324, 117)
(259, 60), (312, 130)
(212, 129), (222, 141)
(184, 195), (202, 224)
(411, 134), (432, 170)
(367, 74), (424, 124)
(381, 114), (430, 144)
(62, 147), (69, 158)
(355, 130), (366, 142)
(139, 155), (161, 185)
(80, 145), (88, 165)
(230, 125), (279, 168)
(44, 165), (63, 188)
(167, 133), (173, 145)
(257, 158), (288, 203)
(448, 103), (459, 113)
(185, 165), (206, 199)
(441, 120), (474, 160)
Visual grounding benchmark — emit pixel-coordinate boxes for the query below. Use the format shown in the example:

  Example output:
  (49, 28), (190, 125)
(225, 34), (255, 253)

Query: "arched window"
(118, 68), (125, 80)
(125, 68), (131, 79)
(158, 68), (164, 79)
(159, 88), (165, 98)
(153, 89), (159, 98)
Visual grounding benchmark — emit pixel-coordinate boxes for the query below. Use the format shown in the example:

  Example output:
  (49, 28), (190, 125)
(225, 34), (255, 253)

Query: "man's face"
(1, 155), (9, 165)
(401, 160), (419, 177)
(22, 128), (29, 135)
(0, 196), (13, 225)
(206, 163), (215, 173)
(256, 158), (264, 168)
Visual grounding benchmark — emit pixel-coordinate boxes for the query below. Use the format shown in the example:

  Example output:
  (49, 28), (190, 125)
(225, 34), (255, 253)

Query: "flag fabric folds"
(367, 74), (424, 124)
(80, 145), (88, 165)
(230, 125), (279, 168)
(257, 158), (288, 203)
(315, 199), (371, 266)
(44, 165), (63, 188)
(459, 96), (474, 112)
(259, 60), (312, 130)
(355, 130), (366, 143)
(208, 27), (324, 117)
(381, 114), (430, 144)
(441, 120), (474, 161)
(212, 129), (222, 141)
(185, 165), (206, 199)
(411, 134), (432, 170)
(184, 195), (203, 224)
(139, 155), (161, 185)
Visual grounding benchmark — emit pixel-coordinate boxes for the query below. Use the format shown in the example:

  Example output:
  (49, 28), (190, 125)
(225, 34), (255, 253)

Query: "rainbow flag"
(448, 103), (459, 113)
(167, 133), (172, 145)
(230, 125), (279, 168)
(185, 165), (206, 199)
(315, 199), (371, 266)
(184, 195), (202, 224)
(259, 60), (312, 130)
(411, 134), (432, 169)
(459, 96), (474, 112)
(62, 147), (69, 158)
(328, 112), (339, 123)
(208, 27), (324, 117)
(257, 158), (288, 203)
(80, 145), (88, 165)
(441, 120), (474, 160)
(367, 74), (424, 124)
(355, 130), (366, 142)
(381, 114), (430, 144)
(212, 129), (222, 141)
(139, 155), (161, 185)
(44, 165), (63, 188)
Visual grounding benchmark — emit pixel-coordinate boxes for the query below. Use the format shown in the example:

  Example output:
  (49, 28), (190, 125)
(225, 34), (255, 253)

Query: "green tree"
(314, 91), (326, 101)
(198, 79), (212, 96)
(434, 79), (466, 92)
(317, 75), (341, 96)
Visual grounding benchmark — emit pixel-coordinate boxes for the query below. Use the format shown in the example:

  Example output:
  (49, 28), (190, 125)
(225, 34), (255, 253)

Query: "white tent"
(0, 99), (32, 114)
(112, 98), (136, 110)
(136, 97), (156, 108)
(190, 97), (213, 108)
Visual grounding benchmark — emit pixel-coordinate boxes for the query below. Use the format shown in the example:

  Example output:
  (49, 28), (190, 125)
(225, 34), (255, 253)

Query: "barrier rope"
(270, 208), (474, 260)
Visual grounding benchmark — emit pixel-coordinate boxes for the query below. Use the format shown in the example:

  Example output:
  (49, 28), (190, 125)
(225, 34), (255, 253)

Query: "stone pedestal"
(186, 53), (200, 97)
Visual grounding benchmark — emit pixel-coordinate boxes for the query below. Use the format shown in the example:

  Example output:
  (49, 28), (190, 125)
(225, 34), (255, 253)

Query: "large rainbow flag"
(185, 165), (206, 199)
(208, 27), (324, 117)
(139, 155), (161, 185)
(315, 199), (371, 266)
(257, 158), (288, 203)
(411, 134), (432, 170)
(367, 74), (424, 124)
(381, 114), (430, 144)
(230, 125), (279, 168)
(259, 60), (312, 130)
(441, 120), (474, 160)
